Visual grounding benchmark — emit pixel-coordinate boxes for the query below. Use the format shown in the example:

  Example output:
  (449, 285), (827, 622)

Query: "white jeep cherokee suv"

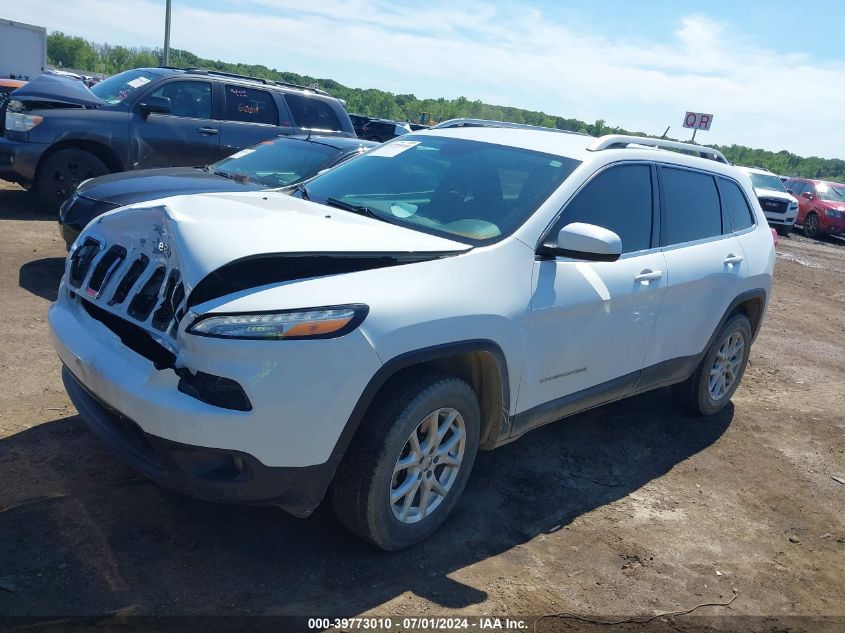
(737, 166), (799, 236)
(49, 123), (775, 550)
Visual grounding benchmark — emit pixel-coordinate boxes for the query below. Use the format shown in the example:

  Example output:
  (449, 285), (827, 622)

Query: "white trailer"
(0, 19), (47, 81)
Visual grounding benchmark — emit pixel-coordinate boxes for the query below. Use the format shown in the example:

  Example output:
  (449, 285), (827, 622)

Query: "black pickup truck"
(0, 67), (356, 210)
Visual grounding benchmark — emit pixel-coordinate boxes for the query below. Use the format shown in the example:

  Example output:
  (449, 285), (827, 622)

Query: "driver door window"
(149, 81), (212, 119)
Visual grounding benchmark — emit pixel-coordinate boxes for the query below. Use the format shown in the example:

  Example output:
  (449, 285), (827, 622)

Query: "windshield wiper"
(293, 183), (310, 200)
(325, 197), (391, 223)
(213, 170), (236, 180)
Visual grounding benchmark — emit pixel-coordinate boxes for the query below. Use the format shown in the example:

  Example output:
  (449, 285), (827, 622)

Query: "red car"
(784, 177), (845, 238)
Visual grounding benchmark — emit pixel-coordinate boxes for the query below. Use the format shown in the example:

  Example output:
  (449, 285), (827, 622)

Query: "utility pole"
(163, 0), (172, 66)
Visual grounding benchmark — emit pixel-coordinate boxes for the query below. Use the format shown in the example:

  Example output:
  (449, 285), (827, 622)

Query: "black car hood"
(77, 167), (267, 205)
(12, 74), (104, 108)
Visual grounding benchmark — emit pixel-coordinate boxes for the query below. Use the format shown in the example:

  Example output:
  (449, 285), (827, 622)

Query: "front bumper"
(63, 366), (335, 515)
(49, 286), (382, 488)
(764, 214), (796, 228)
(0, 136), (48, 184)
(819, 214), (845, 235)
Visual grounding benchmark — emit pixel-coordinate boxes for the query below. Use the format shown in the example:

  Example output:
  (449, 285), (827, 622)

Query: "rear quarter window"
(660, 167), (722, 245)
(284, 93), (343, 131)
(718, 178), (755, 232)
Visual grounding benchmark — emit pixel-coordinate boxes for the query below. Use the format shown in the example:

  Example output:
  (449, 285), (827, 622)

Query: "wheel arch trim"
(330, 340), (511, 462)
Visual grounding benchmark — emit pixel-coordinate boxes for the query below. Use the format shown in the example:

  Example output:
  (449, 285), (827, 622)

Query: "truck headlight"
(5, 111), (43, 132)
(824, 208), (845, 218)
(187, 305), (368, 340)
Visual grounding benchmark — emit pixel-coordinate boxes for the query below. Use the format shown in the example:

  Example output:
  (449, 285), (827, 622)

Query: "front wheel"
(330, 369), (480, 550)
(775, 225), (792, 237)
(803, 212), (820, 238)
(36, 149), (108, 212)
(674, 313), (752, 416)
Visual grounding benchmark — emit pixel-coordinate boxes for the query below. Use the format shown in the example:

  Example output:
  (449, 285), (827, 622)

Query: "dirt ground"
(0, 180), (843, 632)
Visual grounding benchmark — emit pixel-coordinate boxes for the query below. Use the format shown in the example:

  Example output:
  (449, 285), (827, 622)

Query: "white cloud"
(4, 1), (844, 158)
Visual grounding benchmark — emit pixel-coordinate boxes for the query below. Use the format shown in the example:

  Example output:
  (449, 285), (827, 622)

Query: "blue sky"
(5, 0), (844, 158)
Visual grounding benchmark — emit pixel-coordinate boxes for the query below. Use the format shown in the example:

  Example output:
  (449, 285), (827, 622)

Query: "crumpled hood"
(11, 73), (104, 107)
(84, 190), (472, 299)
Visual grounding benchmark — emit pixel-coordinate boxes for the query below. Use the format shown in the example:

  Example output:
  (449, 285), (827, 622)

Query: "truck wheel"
(803, 212), (820, 238)
(36, 149), (108, 212)
(775, 225), (791, 237)
(674, 313), (752, 417)
(330, 369), (480, 550)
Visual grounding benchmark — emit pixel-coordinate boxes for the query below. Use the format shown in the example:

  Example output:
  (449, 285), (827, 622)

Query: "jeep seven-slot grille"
(71, 239), (186, 345)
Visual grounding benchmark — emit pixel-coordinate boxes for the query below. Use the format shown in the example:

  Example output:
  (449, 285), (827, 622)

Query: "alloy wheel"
(390, 407), (466, 524)
(709, 331), (745, 401)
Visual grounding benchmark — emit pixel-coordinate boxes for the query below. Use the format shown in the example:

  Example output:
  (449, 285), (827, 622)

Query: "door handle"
(634, 269), (663, 283)
(197, 127), (219, 135)
(723, 254), (744, 265)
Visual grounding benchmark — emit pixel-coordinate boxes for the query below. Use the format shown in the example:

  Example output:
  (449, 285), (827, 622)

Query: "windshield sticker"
(127, 76), (151, 89)
(368, 140), (420, 158)
(228, 148), (256, 159)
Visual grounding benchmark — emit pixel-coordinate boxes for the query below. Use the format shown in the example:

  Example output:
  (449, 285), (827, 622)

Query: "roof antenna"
(660, 125), (670, 139)
(306, 128), (311, 140)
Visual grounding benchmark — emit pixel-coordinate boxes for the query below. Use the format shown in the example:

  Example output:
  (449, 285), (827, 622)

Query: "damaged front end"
(58, 193), (469, 397)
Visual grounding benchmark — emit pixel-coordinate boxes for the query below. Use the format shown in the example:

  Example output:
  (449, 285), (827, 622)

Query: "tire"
(330, 368), (481, 550)
(775, 225), (791, 237)
(36, 149), (108, 212)
(803, 212), (820, 238)
(674, 313), (752, 417)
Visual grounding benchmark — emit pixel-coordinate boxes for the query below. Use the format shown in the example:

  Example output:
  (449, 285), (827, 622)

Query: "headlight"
(824, 208), (845, 218)
(788, 201), (798, 210)
(187, 305), (368, 340)
(5, 111), (43, 132)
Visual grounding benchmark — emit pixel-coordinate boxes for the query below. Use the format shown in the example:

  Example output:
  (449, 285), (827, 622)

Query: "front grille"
(87, 245), (126, 297)
(69, 238), (101, 287)
(128, 266), (166, 321)
(759, 197), (788, 213)
(70, 237), (187, 351)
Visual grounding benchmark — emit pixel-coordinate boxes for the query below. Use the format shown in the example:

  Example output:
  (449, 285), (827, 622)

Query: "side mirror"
(138, 95), (171, 117)
(801, 191), (813, 200)
(541, 222), (622, 262)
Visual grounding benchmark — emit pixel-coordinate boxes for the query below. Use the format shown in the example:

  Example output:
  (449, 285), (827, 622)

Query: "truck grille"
(759, 197), (788, 214)
(68, 237), (186, 345)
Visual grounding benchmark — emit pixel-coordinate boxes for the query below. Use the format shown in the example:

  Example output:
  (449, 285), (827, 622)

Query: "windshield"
(211, 138), (341, 187)
(750, 172), (787, 193)
(90, 69), (161, 105)
(816, 183), (845, 201)
(299, 135), (580, 243)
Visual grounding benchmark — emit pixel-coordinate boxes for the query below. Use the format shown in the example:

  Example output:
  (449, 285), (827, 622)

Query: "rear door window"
(224, 85), (278, 125)
(718, 178), (755, 232)
(556, 164), (654, 253)
(659, 167), (722, 245)
(284, 93), (343, 131)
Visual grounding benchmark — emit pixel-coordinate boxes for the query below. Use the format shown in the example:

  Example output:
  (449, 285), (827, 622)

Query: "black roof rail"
(159, 66), (331, 96)
(434, 118), (588, 136)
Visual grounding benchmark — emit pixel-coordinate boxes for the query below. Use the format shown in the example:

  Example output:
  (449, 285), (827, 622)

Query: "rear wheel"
(674, 313), (752, 416)
(775, 225), (791, 237)
(36, 149), (108, 212)
(803, 212), (820, 238)
(330, 369), (480, 550)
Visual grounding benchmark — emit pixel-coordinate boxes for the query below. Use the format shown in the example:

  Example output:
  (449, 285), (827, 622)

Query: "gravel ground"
(0, 180), (842, 632)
